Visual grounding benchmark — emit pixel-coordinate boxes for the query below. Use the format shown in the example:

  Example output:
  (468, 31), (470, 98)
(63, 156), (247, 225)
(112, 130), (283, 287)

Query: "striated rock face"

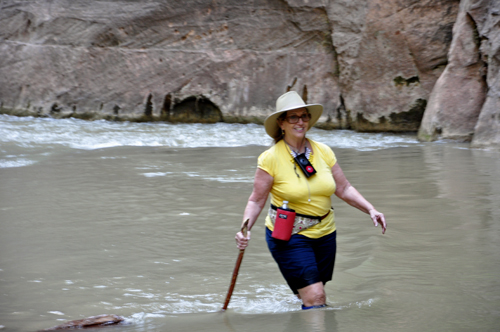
(0, 0), (339, 124)
(328, 0), (460, 132)
(418, 0), (496, 144)
(471, 0), (500, 148)
(0, 0), (498, 147)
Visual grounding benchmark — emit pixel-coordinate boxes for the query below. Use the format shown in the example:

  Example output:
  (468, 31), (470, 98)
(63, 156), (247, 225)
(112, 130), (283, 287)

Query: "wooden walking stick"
(221, 219), (249, 311)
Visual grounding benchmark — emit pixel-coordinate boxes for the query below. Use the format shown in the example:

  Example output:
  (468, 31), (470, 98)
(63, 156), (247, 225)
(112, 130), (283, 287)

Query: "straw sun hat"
(264, 91), (323, 138)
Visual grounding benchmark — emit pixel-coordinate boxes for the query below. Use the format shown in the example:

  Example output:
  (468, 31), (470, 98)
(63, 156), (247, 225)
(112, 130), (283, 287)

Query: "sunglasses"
(285, 113), (311, 124)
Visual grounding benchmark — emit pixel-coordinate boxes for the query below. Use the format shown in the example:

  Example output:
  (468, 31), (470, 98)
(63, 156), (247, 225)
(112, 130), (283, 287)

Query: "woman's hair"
(272, 112), (288, 144)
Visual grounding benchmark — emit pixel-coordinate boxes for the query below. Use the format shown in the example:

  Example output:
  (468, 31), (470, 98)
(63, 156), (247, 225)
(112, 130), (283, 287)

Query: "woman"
(235, 91), (387, 310)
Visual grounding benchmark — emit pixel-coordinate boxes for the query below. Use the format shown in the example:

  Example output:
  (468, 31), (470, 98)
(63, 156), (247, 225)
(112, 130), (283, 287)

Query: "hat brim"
(264, 104), (323, 138)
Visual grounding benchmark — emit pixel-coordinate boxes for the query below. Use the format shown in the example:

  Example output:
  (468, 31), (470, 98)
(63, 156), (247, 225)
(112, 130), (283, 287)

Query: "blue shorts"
(266, 227), (337, 294)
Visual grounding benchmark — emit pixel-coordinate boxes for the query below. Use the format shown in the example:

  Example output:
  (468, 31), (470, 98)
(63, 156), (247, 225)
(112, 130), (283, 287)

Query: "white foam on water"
(1, 114), (420, 152)
(142, 172), (173, 177)
(0, 115), (423, 169)
(0, 158), (36, 168)
(204, 175), (255, 183)
(103, 283), (303, 316)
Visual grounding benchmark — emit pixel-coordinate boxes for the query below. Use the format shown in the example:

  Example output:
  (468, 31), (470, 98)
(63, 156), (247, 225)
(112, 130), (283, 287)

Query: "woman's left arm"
(332, 163), (387, 234)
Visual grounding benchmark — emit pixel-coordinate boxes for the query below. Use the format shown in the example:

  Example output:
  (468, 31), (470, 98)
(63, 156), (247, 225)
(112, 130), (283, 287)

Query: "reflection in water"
(0, 115), (499, 331)
(292, 309), (336, 332)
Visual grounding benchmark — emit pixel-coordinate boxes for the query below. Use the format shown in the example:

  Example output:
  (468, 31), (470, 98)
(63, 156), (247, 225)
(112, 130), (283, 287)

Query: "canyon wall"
(0, 0), (498, 147)
(0, 0), (340, 124)
(418, 0), (500, 148)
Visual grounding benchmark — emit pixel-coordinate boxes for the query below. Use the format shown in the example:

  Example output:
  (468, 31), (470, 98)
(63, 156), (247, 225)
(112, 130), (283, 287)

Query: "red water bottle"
(272, 201), (296, 241)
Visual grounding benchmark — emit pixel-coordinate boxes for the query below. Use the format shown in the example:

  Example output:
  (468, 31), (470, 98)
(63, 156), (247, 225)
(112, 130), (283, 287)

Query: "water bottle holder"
(269, 205), (330, 236)
(271, 208), (296, 241)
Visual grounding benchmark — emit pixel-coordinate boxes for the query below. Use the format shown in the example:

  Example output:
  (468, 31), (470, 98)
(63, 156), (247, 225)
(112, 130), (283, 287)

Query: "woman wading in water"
(235, 91), (387, 309)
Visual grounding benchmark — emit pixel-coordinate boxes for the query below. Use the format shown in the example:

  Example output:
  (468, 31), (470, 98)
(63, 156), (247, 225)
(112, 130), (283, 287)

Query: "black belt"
(270, 204), (331, 220)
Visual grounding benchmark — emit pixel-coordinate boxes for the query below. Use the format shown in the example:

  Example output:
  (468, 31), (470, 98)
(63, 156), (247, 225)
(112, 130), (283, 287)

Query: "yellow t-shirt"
(258, 139), (337, 238)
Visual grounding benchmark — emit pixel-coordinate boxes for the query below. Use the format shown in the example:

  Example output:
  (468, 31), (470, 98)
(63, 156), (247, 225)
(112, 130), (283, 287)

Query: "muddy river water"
(1, 115), (499, 331)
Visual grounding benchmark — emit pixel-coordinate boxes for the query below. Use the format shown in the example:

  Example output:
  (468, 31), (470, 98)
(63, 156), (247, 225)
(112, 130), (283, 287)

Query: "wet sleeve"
(257, 149), (275, 177)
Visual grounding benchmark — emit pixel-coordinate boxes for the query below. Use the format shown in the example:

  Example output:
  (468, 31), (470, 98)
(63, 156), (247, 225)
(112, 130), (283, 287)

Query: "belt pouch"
(271, 207), (296, 241)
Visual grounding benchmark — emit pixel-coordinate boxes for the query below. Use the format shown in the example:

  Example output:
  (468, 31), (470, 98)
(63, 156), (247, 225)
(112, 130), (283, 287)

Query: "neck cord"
(283, 139), (312, 203)
(284, 137), (306, 155)
(289, 146), (311, 159)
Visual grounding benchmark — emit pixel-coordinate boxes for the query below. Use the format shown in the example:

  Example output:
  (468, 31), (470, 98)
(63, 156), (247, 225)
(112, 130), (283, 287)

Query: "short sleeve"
(257, 148), (275, 177)
(316, 142), (337, 168)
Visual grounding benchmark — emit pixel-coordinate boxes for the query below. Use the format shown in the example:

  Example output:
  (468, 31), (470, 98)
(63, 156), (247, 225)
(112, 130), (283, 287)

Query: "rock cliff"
(0, 0), (498, 147)
(0, 0), (339, 124)
(328, 0), (459, 132)
(418, 0), (499, 148)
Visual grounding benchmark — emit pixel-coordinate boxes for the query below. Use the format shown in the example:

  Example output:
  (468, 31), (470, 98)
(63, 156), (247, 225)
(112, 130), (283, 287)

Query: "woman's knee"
(310, 289), (326, 304)
(298, 282), (326, 306)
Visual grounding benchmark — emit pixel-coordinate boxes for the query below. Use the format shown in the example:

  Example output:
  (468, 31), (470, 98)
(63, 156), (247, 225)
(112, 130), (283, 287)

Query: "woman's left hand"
(369, 209), (387, 234)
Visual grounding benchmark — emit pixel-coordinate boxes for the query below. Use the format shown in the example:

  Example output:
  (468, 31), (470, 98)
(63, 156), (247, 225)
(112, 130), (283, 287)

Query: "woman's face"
(278, 108), (310, 141)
